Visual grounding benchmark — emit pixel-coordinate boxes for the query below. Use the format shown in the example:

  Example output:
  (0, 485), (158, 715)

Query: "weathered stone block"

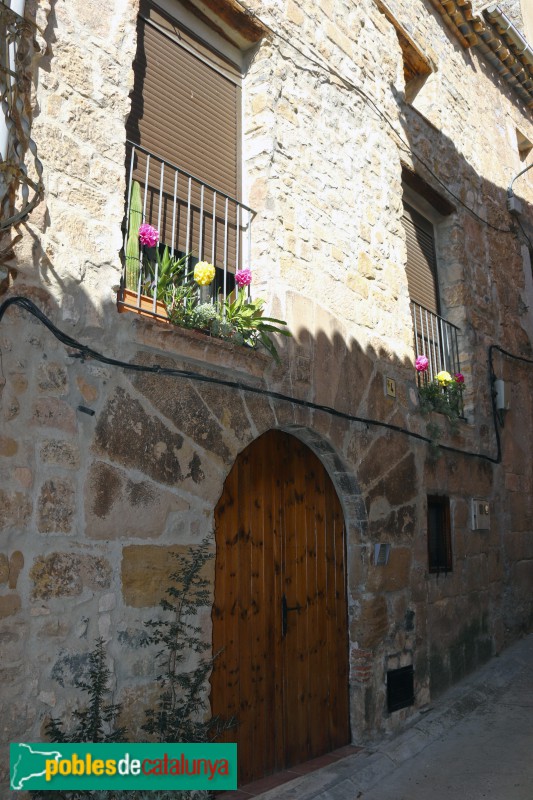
(0, 490), (32, 531)
(37, 619), (70, 639)
(94, 387), (185, 485)
(37, 478), (75, 534)
(0, 436), (18, 457)
(32, 398), (77, 433)
(85, 460), (189, 539)
(0, 594), (21, 618)
(9, 373), (28, 395)
(131, 370), (231, 462)
(197, 383), (253, 444)
(352, 595), (388, 649)
(505, 531), (533, 562)
(509, 492), (533, 532)
(37, 361), (68, 394)
(30, 553), (112, 600)
(367, 503), (416, 542)
(76, 376), (99, 403)
(347, 544), (369, 592)
(508, 560), (533, 596)
(366, 453), (417, 509)
(368, 546), (412, 592)
(40, 440), (80, 469)
(122, 544), (215, 607)
(358, 432), (411, 490)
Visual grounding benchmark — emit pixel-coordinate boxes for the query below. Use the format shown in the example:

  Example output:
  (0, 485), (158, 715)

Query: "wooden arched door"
(211, 430), (350, 785)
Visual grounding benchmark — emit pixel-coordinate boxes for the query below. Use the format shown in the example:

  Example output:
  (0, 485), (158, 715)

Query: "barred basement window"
(427, 495), (452, 574)
(387, 665), (414, 712)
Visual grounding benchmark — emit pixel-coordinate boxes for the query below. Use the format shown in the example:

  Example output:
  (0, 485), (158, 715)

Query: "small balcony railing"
(119, 141), (255, 319)
(411, 300), (461, 381)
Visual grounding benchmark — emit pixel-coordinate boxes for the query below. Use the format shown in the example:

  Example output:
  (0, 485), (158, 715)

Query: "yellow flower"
(194, 261), (216, 286)
(436, 370), (452, 386)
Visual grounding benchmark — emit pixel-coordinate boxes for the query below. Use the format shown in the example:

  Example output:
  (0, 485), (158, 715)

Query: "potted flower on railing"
(415, 354), (465, 423)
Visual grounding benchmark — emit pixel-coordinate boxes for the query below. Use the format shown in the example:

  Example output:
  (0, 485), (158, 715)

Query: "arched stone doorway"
(211, 429), (350, 785)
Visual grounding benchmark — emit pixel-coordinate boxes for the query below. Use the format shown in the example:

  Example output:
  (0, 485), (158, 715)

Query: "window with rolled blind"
(402, 202), (440, 314)
(126, 0), (242, 265)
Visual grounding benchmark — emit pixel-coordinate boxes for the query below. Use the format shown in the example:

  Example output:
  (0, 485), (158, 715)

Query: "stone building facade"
(1, 0), (533, 791)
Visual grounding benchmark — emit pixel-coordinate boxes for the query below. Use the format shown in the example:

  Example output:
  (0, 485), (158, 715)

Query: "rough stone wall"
(1, 0), (533, 791)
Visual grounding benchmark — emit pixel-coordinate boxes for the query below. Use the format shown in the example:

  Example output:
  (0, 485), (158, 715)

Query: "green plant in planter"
(190, 302), (219, 330)
(418, 371), (464, 422)
(215, 287), (291, 362)
(415, 356), (465, 450)
(166, 281), (202, 328)
(143, 246), (190, 302)
(124, 219), (292, 360)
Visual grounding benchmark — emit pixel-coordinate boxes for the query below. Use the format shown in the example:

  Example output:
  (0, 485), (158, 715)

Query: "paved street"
(252, 633), (533, 800)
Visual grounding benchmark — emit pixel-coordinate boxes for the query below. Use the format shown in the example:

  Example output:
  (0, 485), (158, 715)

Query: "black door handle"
(281, 593), (302, 638)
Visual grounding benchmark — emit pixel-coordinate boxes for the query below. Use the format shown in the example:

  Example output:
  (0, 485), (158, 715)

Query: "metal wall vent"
(387, 665), (415, 712)
(374, 543), (391, 566)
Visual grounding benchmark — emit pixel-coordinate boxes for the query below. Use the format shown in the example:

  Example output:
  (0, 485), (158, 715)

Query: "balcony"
(118, 141), (255, 321)
(411, 300), (461, 380)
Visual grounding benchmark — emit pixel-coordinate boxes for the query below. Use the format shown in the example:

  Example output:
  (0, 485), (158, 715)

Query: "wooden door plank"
(270, 430), (286, 773)
(306, 450), (329, 758)
(236, 447), (257, 783)
(211, 459), (240, 744)
(282, 436), (310, 767)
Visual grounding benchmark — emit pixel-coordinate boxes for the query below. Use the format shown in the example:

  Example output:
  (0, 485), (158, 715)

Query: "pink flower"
(415, 355), (429, 372)
(235, 268), (252, 288)
(139, 223), (159, 248)
(454, 372), (465, 384)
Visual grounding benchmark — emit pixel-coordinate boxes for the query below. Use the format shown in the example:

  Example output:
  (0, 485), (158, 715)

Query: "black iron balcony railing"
(411, 300), (461, 380)
(119, 141), (255, 320)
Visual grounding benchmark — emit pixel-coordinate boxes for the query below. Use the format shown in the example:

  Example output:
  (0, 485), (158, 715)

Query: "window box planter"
(117, 288), (169, 323)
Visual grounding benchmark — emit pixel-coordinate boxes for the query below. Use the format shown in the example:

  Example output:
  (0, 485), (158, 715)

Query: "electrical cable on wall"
(3, 295), (531, 467)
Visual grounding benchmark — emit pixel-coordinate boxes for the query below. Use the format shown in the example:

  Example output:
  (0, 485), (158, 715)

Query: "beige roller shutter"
(402, 203), (439, 314)
(126, 0), (241, 262)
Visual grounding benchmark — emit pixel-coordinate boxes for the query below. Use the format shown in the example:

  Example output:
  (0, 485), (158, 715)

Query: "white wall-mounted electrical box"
(494, 379), (510, 412)
(471, 498), (490, 530)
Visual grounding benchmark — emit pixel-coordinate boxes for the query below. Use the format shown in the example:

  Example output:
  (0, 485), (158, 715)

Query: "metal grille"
(411, 300), (461, 381)
(387, 665), (415, 713)
(120, 142), (255, 318)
